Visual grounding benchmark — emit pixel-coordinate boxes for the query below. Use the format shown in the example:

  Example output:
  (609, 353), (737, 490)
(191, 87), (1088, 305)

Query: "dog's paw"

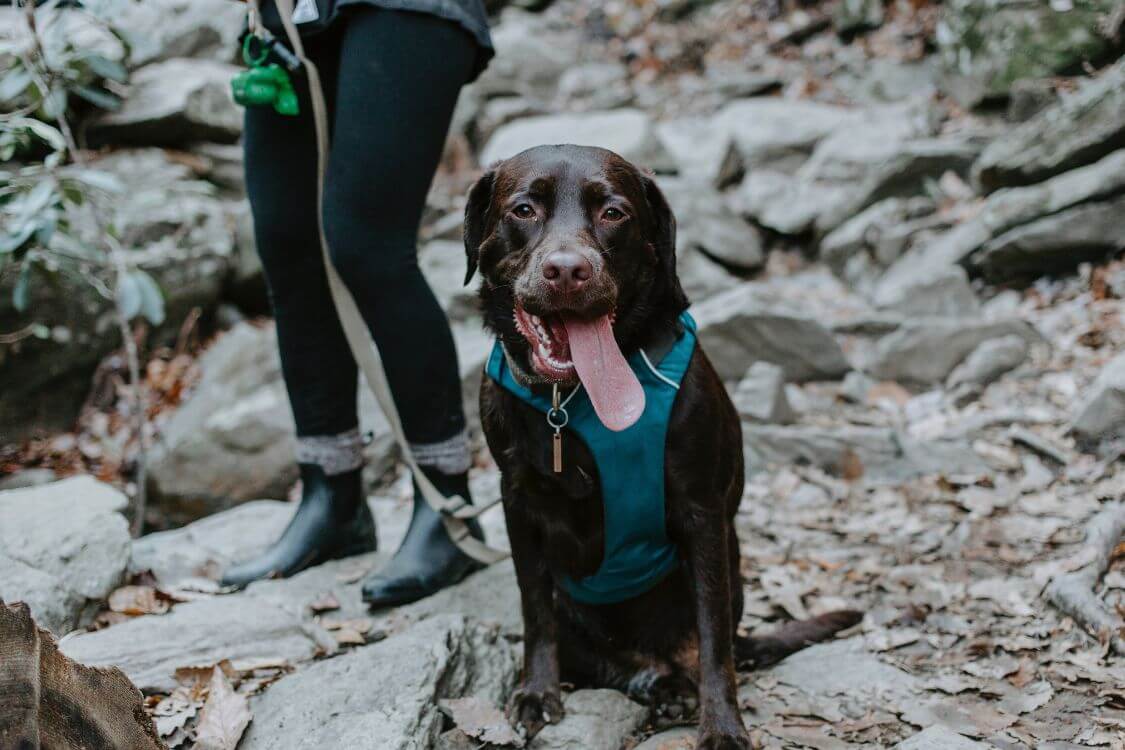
(506, 687), (564, 739)
(647, 674), (699, 728)
(695, 728), (752, 750)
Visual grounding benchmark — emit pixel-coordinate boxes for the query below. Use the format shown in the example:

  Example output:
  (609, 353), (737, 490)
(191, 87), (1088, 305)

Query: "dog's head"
(463, 145), (688, 388)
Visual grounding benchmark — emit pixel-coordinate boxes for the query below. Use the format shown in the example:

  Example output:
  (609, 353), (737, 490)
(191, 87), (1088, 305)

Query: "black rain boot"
(361, 468), (485, 608)
(221, 464), (376, 588)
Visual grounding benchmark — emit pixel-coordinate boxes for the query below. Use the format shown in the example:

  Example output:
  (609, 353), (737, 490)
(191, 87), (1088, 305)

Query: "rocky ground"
(3, 0), (1125, 748)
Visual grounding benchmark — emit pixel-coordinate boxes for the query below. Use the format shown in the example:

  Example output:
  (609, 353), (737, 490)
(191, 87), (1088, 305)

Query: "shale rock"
(0, 477), (130, 634)
(712, 98), (858, 170)
(867, 318), (1042, 385)
(693, 283), (851, 383)
(734, 362), (795, 424)
(659, 178), (765, 271)
(971, 195), (1125, 283)
(973, 60), (1125, 190)
(61, 592), (338, 693)
(471, 9), (581, 99)
(743, 424), (986, 480)
(877, 266), (980, 318)
(480, 109), (675, 172)
(947, 335), (1029, 389)
(118, 0), (243, 67)
(874, 149), (1125, 307)
(529, 690), (647, 750)
(1072, 351), (1125, 440)
(147, 322), (298, 521)
(240, 615), (518, 750)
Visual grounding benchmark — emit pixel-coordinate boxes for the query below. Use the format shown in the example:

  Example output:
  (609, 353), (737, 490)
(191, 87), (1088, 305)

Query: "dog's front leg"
(685, 517), (750, 750)
(503, 503), (564, 738)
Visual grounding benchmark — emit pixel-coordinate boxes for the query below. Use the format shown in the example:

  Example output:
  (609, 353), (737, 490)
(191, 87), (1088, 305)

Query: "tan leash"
(259, 0), (507, 564)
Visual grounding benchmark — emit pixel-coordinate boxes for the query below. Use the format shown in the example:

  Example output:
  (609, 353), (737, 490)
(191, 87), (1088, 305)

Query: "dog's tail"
(735, 609), (862, 670)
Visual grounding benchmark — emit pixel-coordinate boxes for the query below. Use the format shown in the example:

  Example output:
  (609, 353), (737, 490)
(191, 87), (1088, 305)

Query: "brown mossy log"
(0, 600), (162, 750)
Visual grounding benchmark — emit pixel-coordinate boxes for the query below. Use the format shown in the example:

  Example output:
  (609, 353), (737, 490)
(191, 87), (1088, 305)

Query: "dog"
(463, 145), (860, 750)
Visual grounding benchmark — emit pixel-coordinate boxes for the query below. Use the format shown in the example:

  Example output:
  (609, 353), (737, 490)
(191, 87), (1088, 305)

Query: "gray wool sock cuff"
(295, 428), (365, 475)
(411, 428), (472, 475)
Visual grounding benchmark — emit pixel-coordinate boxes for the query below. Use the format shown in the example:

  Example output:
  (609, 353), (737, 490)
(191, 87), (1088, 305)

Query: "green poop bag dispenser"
(231, 33), (300, 117)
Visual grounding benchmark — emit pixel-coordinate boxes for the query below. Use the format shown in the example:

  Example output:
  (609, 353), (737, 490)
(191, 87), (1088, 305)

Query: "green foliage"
(1, 0), (164, 328)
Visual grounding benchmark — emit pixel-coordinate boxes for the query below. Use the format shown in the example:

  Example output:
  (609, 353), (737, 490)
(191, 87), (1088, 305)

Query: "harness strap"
(266, 0), (507, 564)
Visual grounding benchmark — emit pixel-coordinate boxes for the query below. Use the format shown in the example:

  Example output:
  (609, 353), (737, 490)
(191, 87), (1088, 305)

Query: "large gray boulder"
(129, 500), (295, 584)
(60, 592), (339, 693)
(874, 149), (1125, 307)
(0, 149), (236, 441)
(735, 101), (976, 238)
(658, 178), (765, 272)
(947, 334), (1029, 389)
(470, 8), (581, 100)
(692, 283), (851, 383)
(528, 690), (647, 750)
(867, 318), (1042, 384)
(480, 109), (675, 172)
(1072, 352), (1125, 441)
(240, 615), (519, 750)
(147, 322), (300, 522)
(935, 0), (1120, 107)
(973, 60), (1125, 190)
(744, 424), (987, 481)
(711, 98), (859, 170)
(89, 58), (243, 146)
(971, 195), (1125, 283)
(0, 477), (131, 634)
(117, 0), (243, 67)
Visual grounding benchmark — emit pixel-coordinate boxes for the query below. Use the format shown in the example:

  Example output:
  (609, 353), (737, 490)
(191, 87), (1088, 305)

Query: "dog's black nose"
(542, 250), (592, 295)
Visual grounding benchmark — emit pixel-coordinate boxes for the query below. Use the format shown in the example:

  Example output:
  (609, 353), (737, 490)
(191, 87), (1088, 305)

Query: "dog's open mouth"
(514, 303), (576, 382)
(512, 302), (645, 431)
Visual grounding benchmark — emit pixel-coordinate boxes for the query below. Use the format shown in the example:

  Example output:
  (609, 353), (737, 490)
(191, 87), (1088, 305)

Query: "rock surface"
(240, 615), (518, 750)
(947, 334), (1029, 389)
(973, 59), (1125, 190)
(734, 362), (795, 424)
(693, 283), (851, 382)
(89, 58), (243, 146)
(528, 690), (647, 750)
(480, 109), (674, 171)
(0, 477), (130, 634)
(1071, 351), (1125, 440)
(867, 318), (1042, 384)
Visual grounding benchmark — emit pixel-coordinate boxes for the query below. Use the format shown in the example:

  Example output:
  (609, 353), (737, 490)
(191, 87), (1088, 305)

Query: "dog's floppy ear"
(642, 174), (689, 312)
(463, 169), (496, 286)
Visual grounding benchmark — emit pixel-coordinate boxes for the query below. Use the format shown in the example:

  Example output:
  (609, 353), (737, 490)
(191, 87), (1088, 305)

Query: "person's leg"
(320, 7), (483, 606)
(222, 31), (376, 587)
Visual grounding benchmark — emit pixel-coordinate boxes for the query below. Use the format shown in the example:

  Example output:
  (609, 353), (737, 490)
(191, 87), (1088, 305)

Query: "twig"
(1044, 502), (1125, 655)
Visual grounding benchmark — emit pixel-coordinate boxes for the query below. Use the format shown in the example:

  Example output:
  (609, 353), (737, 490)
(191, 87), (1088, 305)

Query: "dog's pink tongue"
(562, 314), (644, 431)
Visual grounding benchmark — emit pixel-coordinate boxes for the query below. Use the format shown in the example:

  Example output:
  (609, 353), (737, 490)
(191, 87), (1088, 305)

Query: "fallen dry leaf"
(440, 696), (524, 747)
(108, 585), (171, 616)
(307, 592), (341, 613)
(194, 667), (252, 750)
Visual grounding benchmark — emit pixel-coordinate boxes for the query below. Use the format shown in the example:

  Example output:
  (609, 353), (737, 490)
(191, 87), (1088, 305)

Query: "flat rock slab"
(129, 500), (295, 584)
(241, 614), (518, 750)
(768, 636), (920, 707)
(480, 109), (675, 172)
(0, 477), (130, 634)
(692, 281), (852, 383)
(60, 593), (337, 693)
(529, 689), (647, 750)
(634, 727), (696, 750)
(895, 725), (991, 749)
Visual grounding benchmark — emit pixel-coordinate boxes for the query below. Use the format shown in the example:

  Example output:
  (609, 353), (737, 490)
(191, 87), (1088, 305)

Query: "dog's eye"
(512, 204), (536, 219)
(602, 207), (626, 222)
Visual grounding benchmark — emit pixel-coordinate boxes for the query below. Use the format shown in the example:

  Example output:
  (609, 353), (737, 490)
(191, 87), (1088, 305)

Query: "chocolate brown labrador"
(463, 145), (860, 750)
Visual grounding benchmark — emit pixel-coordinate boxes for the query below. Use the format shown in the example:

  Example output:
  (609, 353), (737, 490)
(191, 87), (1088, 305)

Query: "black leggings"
(243, 8), (475, 446)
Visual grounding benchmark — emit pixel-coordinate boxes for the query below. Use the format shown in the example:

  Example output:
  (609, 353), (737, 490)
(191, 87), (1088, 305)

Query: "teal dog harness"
(486, 312), (698, 605)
